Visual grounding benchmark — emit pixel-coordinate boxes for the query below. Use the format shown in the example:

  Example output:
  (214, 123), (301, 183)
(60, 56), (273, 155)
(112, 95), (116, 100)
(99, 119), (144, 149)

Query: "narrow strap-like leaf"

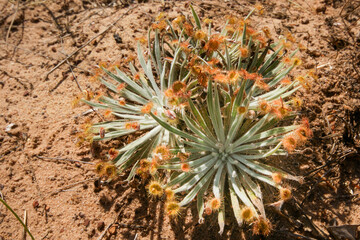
(118, 125), (162, 153)
(183, 112), (217, 146)
(258, 46), (283, 74)
(225, 42), (231, 70)
(212, 163), (225, 199)
(154, 30), (163, 74)
(179, 168), (216, 206)
(232, 136), (282, 153)
(112, 67), (152, 99)
(188, 99), (217, 141)
(230, 156), (277, 187)
(239, 142), (282, 159)
(137, 43), (161, 96)
(197, 174), (212, 223)
(168, 48), (182, 86)
(229, 184), (243, 226)
(121, 88), (148, 105)
(227, 163), (258, 218)
(183, 140), (215, 152)
(174, 168), (209, 193)
(244, 125), (300, 143)
(232, 114), (269, 149)
(190, 4), (201, 30)
(150, 112), (205, 144)
(190, 157), (218, 173)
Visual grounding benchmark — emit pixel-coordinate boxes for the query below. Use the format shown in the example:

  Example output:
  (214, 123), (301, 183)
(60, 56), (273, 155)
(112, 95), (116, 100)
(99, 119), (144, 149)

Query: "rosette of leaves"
(146, 7), (308, 234)
(153, 5), (301, 98)
(151, 77), (304, 233)
(81, 6), (311, 235)
(82, 33), (187, 179)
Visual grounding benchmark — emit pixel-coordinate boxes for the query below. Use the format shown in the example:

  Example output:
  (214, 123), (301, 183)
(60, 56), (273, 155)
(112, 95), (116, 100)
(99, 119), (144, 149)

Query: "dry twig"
(48, 178), (97, 197)
(41, 3), (64, 33)
(35, 155), (95, 165)
(5, 0), (19, 44)
(97, 223), (114, 240)
(23, 210), (27, 240)
(293, 198), (329, 239)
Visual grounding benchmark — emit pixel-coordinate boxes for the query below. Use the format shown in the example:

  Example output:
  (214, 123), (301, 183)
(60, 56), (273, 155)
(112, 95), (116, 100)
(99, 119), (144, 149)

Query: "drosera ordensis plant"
(78, 4), (316, 236)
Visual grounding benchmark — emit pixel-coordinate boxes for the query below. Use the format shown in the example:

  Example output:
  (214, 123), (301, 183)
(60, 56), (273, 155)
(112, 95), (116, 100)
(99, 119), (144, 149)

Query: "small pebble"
(108, 225), (117, 235)
(5, 123), (17, 132)
(273, 11), (287, 19)
(301, 19), (309, 24)
(97, 221), (105, 231)
(316, 5), (326, 14)
(84, 219), (90, 227)
(113, 33), (122, 44)
(32, 201), (39, 208)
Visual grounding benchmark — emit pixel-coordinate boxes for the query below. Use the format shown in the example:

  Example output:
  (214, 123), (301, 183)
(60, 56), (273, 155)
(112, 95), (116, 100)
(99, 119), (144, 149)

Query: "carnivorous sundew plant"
(79, 5), (314, 236)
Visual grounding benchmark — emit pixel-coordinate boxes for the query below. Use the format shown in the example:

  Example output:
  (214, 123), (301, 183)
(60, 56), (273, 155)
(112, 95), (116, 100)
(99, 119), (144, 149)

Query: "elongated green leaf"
(183, 113), (216, 146)
(166, 172), (193, 188)
(188, 99), (217, 141)
(126, 160), (140, 182)
(121, 88), (148, 105)
(180, 168), (216, 206)
(248, 43), (260, 72)
(118, 126), (162, 153)
(240, 142), (282, 159)
(190, 5), (201, 30)
(230, 156), (276, 187)
(183, 140), (215, 152)
(212, 164), (225, 199)
(227, 163), (256, 211)
(93, 124), (156, 141)
(217, 166), (226, 235)
(99, 78), (117, 92)
(232, 136), (282, 153)
(160, 61), (167, 92)
(0, 198), (35, 240)
(114, 147), (136, 167)
(154, 30), (163, 74)
(244, 125), (298, 143)
(150, 112), (205, 144)
(159, 153), (211, 170)
(168, 48), (182, 86)
(112, 113), (151, 120)
(229, 184), (242, 226)
(197, 174), (212, 223)
(214, 83), (225, 142)
(207, 81), (224, 142)
(186, 154), (214, 167)
(137, 43), (161, 96)
(166, 19), (178, 40)
(174, 168), (209, 193)
(225, 43), (231, 70)
(239, 171), (265, 216)
(190, 157), (218, 173)
(258, 46), (283, 74)
(108, 67), (151, 99)
(232, 114), (269, 149)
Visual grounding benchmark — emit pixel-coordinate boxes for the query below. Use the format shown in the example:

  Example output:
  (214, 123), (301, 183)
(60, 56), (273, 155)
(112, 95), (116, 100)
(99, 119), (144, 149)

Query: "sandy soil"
(0, 0), (359, 239)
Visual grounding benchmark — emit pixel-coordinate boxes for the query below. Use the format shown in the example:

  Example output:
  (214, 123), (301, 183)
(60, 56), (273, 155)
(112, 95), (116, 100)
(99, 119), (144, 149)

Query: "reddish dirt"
(0, 0), (359, 239)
